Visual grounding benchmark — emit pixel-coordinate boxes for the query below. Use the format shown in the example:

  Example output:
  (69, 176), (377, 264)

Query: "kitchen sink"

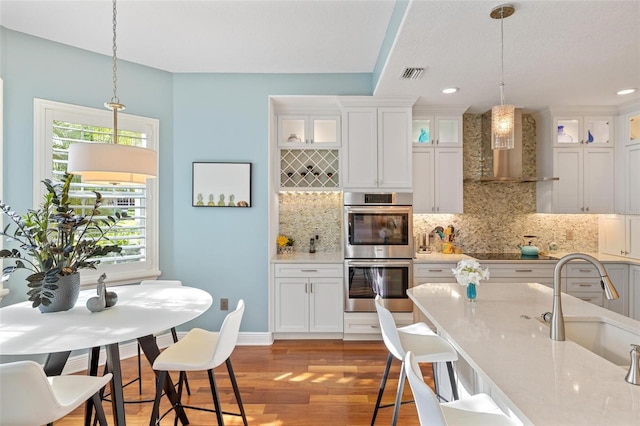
(537, 316), (640, 367)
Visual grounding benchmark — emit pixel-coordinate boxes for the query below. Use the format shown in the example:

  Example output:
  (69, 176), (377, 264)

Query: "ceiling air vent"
(400, 67), (425, 80)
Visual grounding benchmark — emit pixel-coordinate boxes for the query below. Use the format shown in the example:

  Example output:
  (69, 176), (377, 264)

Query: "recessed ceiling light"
(617, 88), (637, 95)
(442, 87), (459, 94)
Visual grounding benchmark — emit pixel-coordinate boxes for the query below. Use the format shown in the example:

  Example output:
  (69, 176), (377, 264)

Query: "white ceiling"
(2, 0), (639, 113)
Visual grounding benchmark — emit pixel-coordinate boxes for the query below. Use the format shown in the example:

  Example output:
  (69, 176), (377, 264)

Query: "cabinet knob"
(581, 207), (585, 212)
(625, 251), (630, 255)
(621, 250), (626, 255)
(585, 207), (589, 212)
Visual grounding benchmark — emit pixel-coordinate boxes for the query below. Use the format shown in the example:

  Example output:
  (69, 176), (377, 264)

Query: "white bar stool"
(0, 360), (112, 426)
(150, 299), (247, 425)
(405, 351), (520, 425)
(372, 295), (459, 426)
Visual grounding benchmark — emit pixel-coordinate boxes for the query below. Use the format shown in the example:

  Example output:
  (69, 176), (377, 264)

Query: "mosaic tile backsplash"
(278, 113), (599, 254)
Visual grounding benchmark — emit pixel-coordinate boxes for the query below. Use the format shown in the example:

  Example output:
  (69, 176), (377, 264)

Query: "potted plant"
(0, 173), (124, 312)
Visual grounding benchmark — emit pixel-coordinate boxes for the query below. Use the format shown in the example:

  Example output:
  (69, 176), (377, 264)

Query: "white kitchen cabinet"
(274, 263), (343, 334)
(553, 116), (613, 147)
(599, 214), (640, 260)
(551, 147), (614, 213)
(624, 142), (640, 214)
(561, 263), (629, 315)
(343, 312), (413, 340)
(483, 262), (556, 287)
(277, 114), (340, 147)
(630, 265), (640, 321)
(413, 263), (458, 284)
(536, 108), (617, 214)
(341, 106), (412, 190)
(411, 115), (462, 147)
(413, 146), (463, 214)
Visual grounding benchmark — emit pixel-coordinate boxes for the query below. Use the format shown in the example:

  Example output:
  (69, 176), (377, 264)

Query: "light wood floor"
(56, 340), (427, 425)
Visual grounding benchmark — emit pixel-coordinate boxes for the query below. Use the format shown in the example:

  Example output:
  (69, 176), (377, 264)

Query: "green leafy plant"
(0, 173), (124, 307)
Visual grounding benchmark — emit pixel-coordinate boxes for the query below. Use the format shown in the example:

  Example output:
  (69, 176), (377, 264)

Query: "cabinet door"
(377, 108), (412, 189)
(342, 108), (378, 188)
(630, 265), (640, 321)
(553, 148), (583, 213)
(603, 264), (629, 316)
(309, 278), (344, 332)
(412, 118), (434, 145)
(554, 117), (581, 146)
(598, 215), (626, 256)
(583, 116), (612, 147)
(278, 115), (308, 146)
(309, 115), (340, 145)
(625, 143), (640, 214)
(583, 148), (614, 213)
(275, 278), (309, 332)
(412, 148), (435, 214)
(434, 117), (462, 147)
(434, 148), (463, 213)
(627, 215), (640, 259)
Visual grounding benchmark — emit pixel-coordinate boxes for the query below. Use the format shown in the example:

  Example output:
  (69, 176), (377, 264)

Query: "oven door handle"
(346, 260), (412, 268)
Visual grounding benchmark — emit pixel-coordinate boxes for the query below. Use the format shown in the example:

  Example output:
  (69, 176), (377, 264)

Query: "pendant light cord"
(499, 7), (505, 106)
(105, 0), (124, 144)
(110, 0), (119, 105)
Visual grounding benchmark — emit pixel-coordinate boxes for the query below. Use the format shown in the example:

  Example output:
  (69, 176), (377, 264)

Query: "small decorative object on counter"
(277, 235), (295, 254)
(86, 273), (118, 313)
(452, 259), (490, 302)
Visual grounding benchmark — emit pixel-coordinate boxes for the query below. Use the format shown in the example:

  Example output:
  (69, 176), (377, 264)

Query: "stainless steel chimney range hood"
(466, 109), (559, 183)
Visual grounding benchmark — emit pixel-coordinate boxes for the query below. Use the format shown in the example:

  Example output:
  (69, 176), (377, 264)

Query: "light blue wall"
(1, 27), (373, 333)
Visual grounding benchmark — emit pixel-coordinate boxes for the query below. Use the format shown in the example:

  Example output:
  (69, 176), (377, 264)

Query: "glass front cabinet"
(277, 115), (340, 147)
(553, 116), (612, 146)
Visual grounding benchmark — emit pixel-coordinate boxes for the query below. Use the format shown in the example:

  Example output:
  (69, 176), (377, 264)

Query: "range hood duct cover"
(471, 109), (558, 183)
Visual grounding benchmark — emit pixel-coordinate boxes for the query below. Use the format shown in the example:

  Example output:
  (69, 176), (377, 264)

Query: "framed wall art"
(192, 162), (252, 207)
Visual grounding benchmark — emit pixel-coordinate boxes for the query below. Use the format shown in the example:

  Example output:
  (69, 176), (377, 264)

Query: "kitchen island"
(408, 282), (640, 426)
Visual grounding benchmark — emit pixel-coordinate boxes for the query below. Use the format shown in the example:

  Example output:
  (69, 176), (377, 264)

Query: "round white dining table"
(0, 284), (213, 425)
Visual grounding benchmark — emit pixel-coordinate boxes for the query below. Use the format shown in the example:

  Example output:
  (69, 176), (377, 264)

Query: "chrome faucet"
(550, 253), (619, 341)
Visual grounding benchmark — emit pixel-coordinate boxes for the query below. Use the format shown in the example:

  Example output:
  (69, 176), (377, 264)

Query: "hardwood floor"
(56, 340), (426, 425)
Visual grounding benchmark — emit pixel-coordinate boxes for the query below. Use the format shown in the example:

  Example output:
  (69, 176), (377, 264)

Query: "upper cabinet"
(340, 99), (415, 191)
(411, 107), (466, 214)
(273, 98), (342, 190)
(277, 115), (341, 147)
(627, 113), (640, 145)
(412, 115), (462, 147)
(553, 116), (613, 147)
(536, 107), (616, 214)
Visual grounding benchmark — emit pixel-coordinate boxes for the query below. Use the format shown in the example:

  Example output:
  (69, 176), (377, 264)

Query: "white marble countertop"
(272, 250), (640, 266)
(408, 282), (640, 426)
(272, 252), (344, 263)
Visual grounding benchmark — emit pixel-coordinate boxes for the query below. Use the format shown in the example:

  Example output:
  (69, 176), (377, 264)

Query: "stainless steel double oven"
(343, 192), (414, 312)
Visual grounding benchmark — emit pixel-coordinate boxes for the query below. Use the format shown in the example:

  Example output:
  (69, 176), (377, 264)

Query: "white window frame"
(33, 98), (160, 287)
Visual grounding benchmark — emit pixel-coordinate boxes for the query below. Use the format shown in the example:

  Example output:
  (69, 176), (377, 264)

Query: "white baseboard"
(61, 332), (272, 374)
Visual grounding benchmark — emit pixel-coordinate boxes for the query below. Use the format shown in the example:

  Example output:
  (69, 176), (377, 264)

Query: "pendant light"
(67, 0), (157, 184)
(490, 4), (516, 150)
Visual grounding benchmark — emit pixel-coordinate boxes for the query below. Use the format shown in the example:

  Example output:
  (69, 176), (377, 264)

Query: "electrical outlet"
(220, 298), (229, 311)
(566, 229), (574, 241)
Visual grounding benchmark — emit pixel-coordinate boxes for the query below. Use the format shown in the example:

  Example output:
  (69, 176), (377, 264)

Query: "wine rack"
(280, 149), (339, 188)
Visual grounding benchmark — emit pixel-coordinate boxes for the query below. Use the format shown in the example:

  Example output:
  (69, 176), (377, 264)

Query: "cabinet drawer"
(275, 263), (343, 278)
(487, 263), (555, 279)
(414, 263), (456, 279)
(564, 264), (598, 277)
(566, 277), (602, 293)
(343, 312), (412, 334)
(569, 291), (604, 306)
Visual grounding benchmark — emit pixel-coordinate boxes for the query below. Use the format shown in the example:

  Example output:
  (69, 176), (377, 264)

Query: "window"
(34, 99), (159, 287)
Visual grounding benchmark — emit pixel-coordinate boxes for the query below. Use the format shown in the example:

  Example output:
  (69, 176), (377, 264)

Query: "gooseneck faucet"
(550, 253), (619, 341)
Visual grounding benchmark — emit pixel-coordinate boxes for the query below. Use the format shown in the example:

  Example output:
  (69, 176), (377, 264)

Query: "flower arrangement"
(276, 235), (294, 254)
(451, 259), (490, 286)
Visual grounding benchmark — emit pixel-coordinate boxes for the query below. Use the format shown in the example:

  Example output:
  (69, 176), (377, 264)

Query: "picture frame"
(192, 162), (252, 207)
